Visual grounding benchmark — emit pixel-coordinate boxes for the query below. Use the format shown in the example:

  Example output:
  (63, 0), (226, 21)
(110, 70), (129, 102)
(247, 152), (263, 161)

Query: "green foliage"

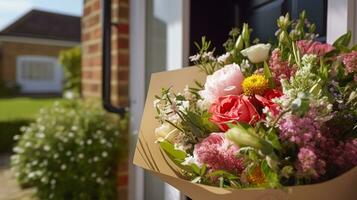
(59, 47), (81, 94)
(11, 100), (126, 200)
(333, 31), (351, 51)
(0, 98), (61, 153)
(192, 37), (219, 75)
(0, 98), (62, 121)
(0, 119), (31, 153)
(0, 81), (20, 97)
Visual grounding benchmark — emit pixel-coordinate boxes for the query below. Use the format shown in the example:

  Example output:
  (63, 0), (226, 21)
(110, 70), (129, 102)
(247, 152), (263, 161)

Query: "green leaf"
(184, 111), (219, 137)
(200, 164), (207, 176)
(351, 44), (357, 51)
(261, 160), (281, 188)
(206, 170), (239, 180)
(333, 31), (351, 50)
(226, 124), (274, 155)
(191, 164), (201, 175)
(263, 61), (275, 88)
(159, 140), (187, 161)
(266, 129), (282, 150)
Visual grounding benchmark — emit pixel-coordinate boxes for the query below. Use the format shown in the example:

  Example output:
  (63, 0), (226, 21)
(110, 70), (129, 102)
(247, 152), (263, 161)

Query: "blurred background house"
(0, 9), (80, 95)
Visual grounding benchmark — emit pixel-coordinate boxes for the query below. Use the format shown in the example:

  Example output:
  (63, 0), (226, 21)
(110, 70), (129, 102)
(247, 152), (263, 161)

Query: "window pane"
(20, 58), (55, 81)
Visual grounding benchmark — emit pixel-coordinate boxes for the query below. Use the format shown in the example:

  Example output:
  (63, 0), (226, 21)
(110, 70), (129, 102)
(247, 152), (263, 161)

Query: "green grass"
(0, 97), (63, 153)
(0, 97), (63, 121)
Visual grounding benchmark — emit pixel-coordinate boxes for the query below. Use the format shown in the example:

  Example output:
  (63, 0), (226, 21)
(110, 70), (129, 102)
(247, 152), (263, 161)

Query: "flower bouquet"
(134, 12), (357, 199)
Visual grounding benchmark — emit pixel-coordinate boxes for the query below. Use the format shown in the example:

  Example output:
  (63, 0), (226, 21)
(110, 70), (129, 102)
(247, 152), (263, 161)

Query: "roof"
(0, 9), (81, 42)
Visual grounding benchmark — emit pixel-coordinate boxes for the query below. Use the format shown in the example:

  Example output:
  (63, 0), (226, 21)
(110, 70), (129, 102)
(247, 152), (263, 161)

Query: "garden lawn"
(0, 97), (63, 153)
(0, 97), (62, 121)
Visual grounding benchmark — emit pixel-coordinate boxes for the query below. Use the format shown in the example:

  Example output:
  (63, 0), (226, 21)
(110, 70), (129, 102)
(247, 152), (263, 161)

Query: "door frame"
(327, 0), (357, 44)
(129, 0), (190, 200)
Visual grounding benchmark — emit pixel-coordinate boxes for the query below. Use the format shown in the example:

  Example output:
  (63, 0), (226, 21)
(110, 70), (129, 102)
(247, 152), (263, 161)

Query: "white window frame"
(16, 55), (63, 93)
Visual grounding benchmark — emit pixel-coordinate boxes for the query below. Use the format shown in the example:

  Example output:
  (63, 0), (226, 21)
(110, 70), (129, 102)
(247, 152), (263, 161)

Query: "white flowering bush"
(11, 100), (126, 200)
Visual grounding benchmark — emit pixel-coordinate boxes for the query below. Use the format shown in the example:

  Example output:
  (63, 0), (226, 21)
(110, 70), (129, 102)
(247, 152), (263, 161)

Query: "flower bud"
(242, 23), (250, 47)
(235, 35), (244, 51)
(225, 126), (273, 155)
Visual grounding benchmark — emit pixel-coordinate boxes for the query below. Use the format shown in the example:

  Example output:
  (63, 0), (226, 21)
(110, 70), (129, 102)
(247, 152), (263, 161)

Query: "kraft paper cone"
(133, 66), (357, 200)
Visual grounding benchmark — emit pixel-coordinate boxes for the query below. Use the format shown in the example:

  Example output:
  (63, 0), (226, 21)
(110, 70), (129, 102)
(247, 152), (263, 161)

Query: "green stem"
(268, 109), (291, 134)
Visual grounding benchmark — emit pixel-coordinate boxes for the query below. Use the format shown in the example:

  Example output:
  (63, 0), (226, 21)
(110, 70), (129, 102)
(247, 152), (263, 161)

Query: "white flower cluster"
(11, 100), (123, 199)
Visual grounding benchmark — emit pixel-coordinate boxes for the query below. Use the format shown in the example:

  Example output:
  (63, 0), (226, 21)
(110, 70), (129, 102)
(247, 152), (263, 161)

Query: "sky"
(0, 0), (83, 30)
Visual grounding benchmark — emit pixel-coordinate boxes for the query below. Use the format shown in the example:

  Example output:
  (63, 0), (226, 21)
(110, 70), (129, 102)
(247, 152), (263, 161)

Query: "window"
(16, 56), (63, 93)
(20, 57), (55, 81)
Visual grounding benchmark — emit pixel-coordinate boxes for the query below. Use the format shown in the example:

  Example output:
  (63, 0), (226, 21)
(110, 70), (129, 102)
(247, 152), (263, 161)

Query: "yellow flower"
(242, 74), (269, 95)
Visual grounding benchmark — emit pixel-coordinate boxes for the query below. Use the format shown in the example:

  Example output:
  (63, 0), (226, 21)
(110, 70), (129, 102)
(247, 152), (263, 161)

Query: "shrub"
(0, 81), (20, 97)
(11, 100), (126, 200)
(0, 119), (31, 153)
(59, 47), (81, 94)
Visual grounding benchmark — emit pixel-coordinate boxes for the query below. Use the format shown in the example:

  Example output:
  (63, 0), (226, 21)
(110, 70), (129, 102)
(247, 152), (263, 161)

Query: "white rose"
(241, 43), (271, 63)
(155, 122), (181, 143)
(199, 63), (244, 103)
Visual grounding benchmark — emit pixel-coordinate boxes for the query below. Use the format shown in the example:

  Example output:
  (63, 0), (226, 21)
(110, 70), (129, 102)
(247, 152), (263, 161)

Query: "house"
(0, 9), (80, 94)
(81, 0), (357, 200)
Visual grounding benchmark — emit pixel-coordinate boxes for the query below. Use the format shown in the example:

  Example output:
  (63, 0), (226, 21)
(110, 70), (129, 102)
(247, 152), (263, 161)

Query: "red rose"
(255, 89), (283, 116)
(209, 95), (260, 131)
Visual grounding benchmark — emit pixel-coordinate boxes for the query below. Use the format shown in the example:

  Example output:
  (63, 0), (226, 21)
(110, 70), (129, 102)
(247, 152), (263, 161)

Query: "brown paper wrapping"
(133, 66), (357, 200)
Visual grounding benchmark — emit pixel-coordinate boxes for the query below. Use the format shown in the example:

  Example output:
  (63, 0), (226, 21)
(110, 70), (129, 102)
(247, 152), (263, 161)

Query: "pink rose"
(209, 95), (260, 131)
(296, 40), (335, 57)
(199, 63), (244, 103)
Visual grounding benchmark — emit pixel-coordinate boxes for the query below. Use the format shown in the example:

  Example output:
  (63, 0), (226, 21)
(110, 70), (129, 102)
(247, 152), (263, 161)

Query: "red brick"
(118, 68), (129, 81)
(82, 71), (92, 79)
(92, 0), (101, 11)
(117, 23), (129, 34)
(84, 6), (91, 16)
(90, 83), (99, 92)
(119, 6), (129, 19)
(87, 43), (100, 54)
(118, 37), (129, 48)
(118, 162), (128, 172)
(119, 0), (129, 5)
(82, 32), (90, 41)
(118, 53), (129, 66)
(84, 14), (100, 28)
(93, 28), (101, 39)
(118, 96), (129, 107)
(117, 187), (128, 200)
(118, 82), (128, 95)
(117, 174), (128, 186)
(82, 56), (101, 67)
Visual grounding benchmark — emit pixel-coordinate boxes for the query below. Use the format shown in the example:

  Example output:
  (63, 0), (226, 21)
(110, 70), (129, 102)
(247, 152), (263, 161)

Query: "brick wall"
(0, 41), (70, 82)
(81, 0), (129, 107)
(81, 0), (129, 199)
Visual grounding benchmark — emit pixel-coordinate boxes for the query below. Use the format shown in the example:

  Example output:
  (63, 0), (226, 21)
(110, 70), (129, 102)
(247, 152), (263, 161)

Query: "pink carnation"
(296, 40), (335, 57)
(199, 63), (244, 103)
(297, 147), (326, 178)
(194, 132), (244, 175)
(269, 49), (296, 85)
(278, 110), (323, 147)
(329, 139), (357, 171)
(342, 51), (357, 75)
